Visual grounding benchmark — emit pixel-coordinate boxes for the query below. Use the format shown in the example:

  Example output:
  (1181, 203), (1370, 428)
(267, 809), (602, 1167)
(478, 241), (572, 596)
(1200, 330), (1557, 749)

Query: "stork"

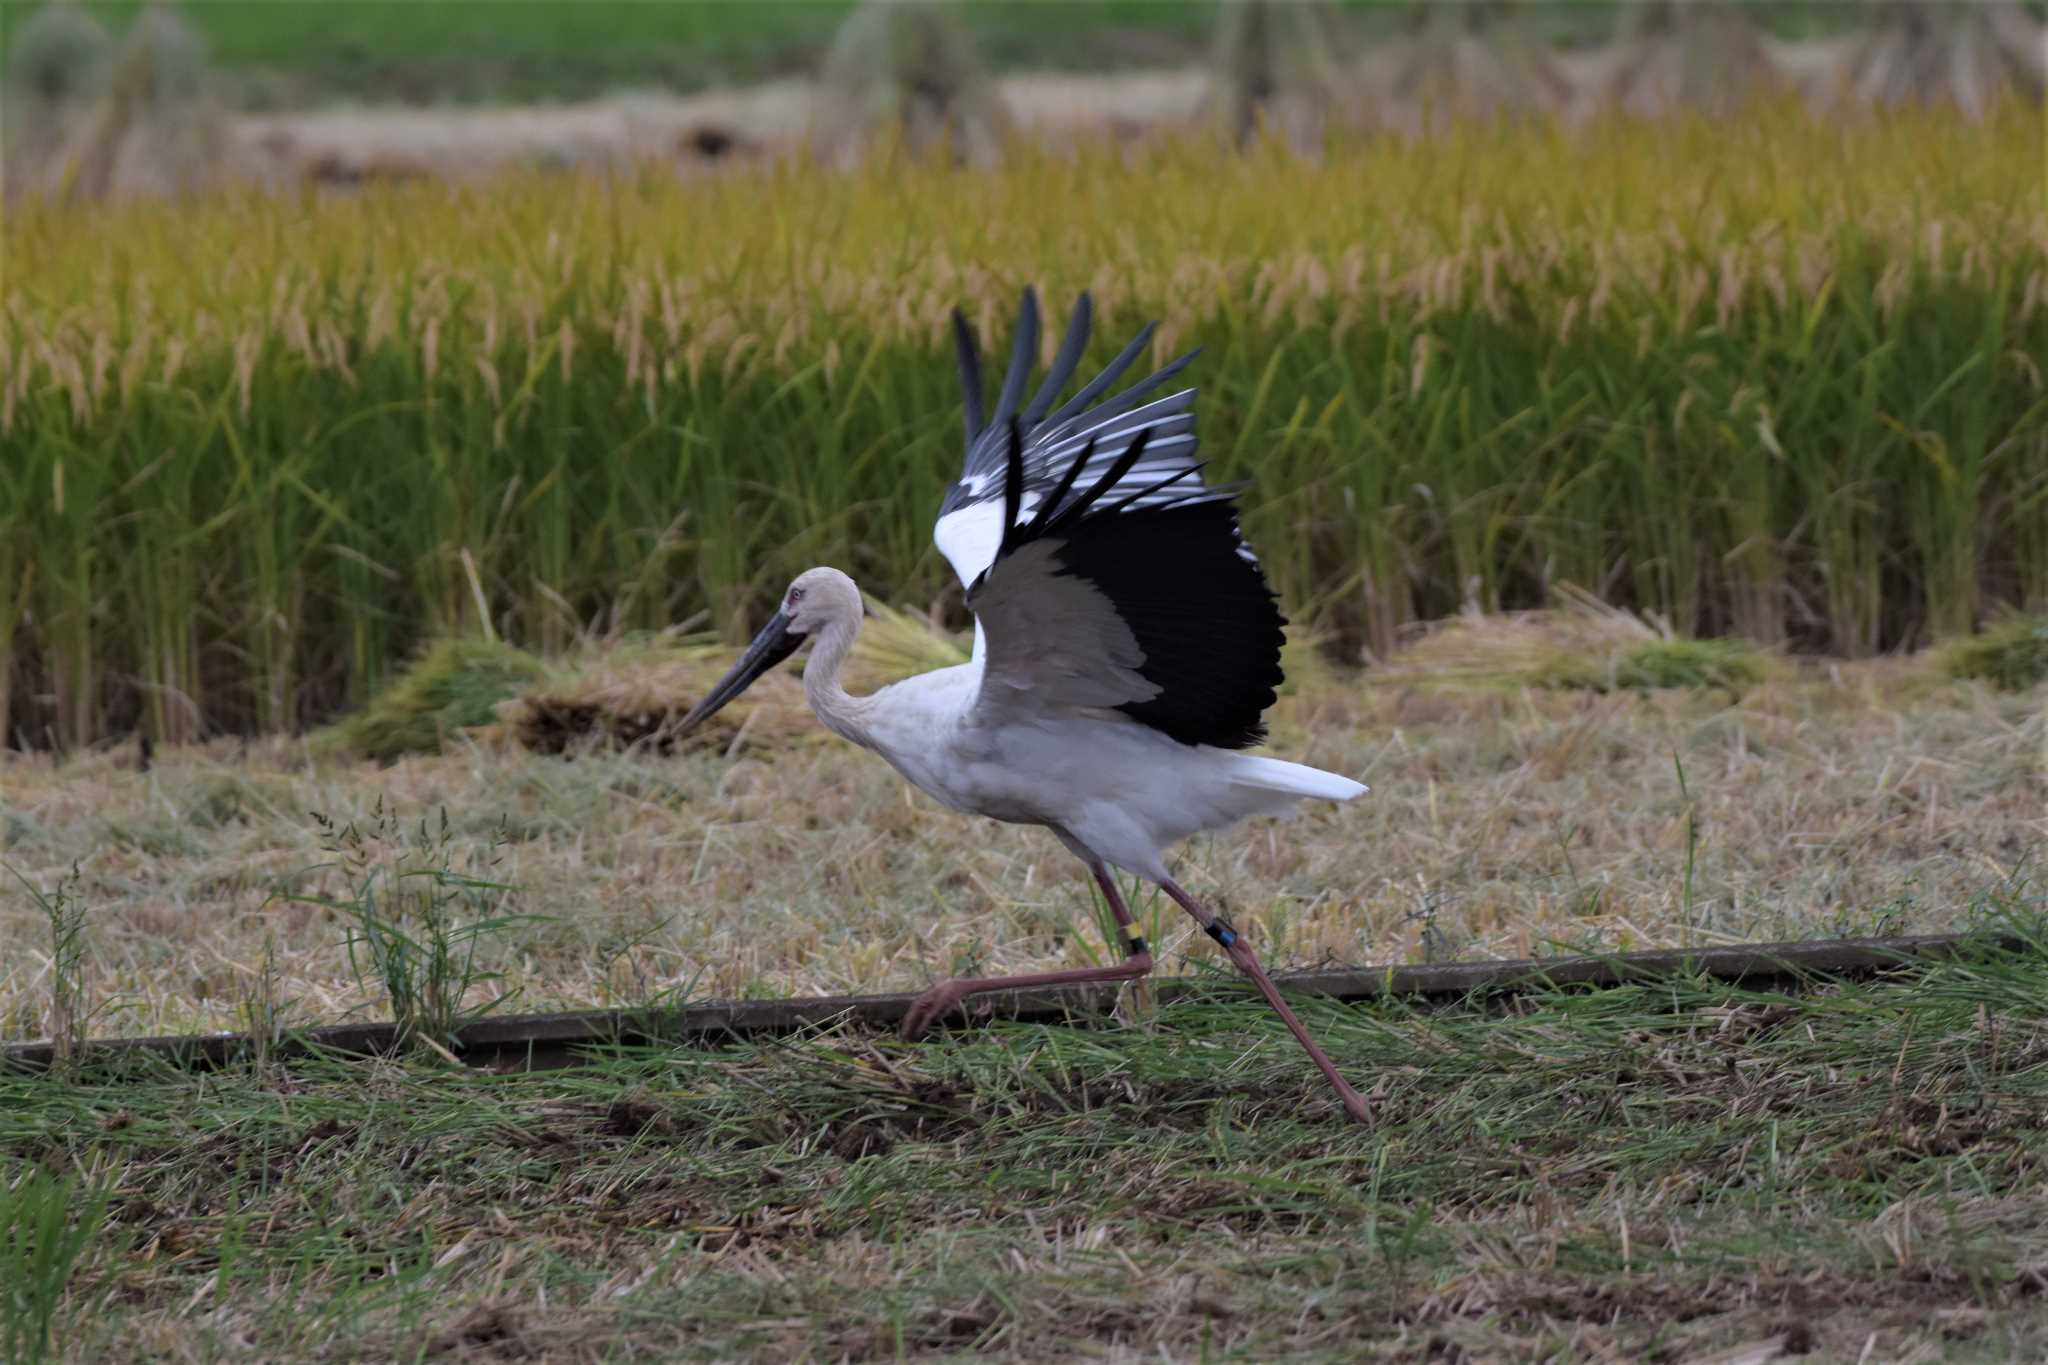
(678, 289), (1373, 1124)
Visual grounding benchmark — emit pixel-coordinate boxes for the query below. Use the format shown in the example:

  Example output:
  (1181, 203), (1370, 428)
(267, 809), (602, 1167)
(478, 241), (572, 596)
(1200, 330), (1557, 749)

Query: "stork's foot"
(1337, 1083), (1374, 1127)
(899, 952), (1156, 1042)
(900, 981), (971, 1041)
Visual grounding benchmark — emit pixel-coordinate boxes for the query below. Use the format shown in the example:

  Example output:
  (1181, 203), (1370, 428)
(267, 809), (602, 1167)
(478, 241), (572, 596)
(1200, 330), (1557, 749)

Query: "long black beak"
(677, 613), (805, 736)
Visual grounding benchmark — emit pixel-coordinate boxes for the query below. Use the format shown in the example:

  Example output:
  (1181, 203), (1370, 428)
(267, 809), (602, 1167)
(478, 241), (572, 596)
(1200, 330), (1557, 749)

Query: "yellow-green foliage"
(1371, 606), (1769, 696)
(326, 639), (548, 761)
(1939, 615), (2048, 692)
(1541, 638), (1771, 696)
(2, 103), (2043, 748)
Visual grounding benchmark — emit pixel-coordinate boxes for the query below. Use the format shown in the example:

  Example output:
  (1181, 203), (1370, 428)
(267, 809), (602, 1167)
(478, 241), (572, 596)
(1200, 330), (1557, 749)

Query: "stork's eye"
(786, 587), (805, 607)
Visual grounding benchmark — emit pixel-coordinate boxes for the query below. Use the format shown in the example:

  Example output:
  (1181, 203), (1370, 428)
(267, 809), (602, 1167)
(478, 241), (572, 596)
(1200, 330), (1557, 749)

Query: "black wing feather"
(1042, 321), (1155, 430)
(1024, 435), (1097, 540)
(941, 288), (1205, 526)
(995, 417), (1024, 574)
(1101, 463), (1204, 517)
(952, 309), (984, 454)
(1045, 345), (1200, 435)
(1049, 427), (1154, 531)
(939, 288), (1260, 662)
(991, 289), (1039, 434)
(1023, 292), (1091, 426)
(971, 439), (1285, 751)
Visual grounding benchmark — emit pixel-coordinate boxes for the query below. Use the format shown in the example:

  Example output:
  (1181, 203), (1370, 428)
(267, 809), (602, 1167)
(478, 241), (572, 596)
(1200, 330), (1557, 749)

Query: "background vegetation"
(0, 0), (1883, 108)
(5, 103), (2041, 749)
(0, 0), (1220, 106)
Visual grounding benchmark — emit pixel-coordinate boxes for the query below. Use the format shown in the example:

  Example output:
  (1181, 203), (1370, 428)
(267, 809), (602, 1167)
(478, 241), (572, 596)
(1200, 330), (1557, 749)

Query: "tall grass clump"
(4, 862), (91, 1069)
(287, 804), (531, 1050)
(0, 1167), (115, 1365)
(2, 101), (2043, 748)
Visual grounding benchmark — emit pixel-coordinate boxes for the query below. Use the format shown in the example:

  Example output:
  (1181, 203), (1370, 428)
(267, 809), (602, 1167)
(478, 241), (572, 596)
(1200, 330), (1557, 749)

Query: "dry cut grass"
(0, 619), (2040, 1046)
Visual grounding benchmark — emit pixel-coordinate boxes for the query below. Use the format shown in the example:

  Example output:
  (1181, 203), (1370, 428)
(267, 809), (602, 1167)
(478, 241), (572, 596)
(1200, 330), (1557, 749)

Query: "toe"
(901, 985), (957, 1041)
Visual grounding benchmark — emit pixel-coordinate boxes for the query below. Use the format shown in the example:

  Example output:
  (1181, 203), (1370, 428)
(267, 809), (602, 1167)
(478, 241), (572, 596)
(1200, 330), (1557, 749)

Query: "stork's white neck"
(801, 610), (874, 749)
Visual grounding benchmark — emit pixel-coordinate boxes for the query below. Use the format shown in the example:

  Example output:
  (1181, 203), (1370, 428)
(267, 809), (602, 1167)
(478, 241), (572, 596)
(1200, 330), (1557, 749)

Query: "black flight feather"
(1022, 292), (1091, 426)
(991, 288), (1040, 432)
(1048, 345), (1200, 435)
(996, 416), (1025, 564)
(959, 304), (1282, 749)
(1049, 427), (1154, 531)
(1042, 321), (1155, 429)
(1039, 495), (1287, 749)
(1025, 435), (1097, 539)
(1101, 463), (1205, 517)
(952, 309), (984, 456)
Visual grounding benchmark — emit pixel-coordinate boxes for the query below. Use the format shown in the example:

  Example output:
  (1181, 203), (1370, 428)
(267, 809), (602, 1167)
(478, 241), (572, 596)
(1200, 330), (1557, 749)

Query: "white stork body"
(815, 653), (1358, 883)
(680, 288), (1373, 1123)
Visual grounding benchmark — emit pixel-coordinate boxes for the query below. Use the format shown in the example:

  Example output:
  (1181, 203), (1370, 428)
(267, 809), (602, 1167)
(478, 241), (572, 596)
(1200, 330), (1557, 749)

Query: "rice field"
(5, 92), (2048, 1363)
(5, 102), (2044, 751)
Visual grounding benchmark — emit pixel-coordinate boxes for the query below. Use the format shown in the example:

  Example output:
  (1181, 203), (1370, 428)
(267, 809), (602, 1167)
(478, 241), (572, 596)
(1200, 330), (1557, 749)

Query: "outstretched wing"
(964, 421), (1286, 750)
(934, 289), (1240, 622)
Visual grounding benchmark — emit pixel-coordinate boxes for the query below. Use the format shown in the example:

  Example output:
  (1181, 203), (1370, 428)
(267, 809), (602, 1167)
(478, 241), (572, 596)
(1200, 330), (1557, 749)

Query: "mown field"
(6, 931), (2048, 1361)
(5, 103), (2044, 752)
(1, 635), (2043, 1043)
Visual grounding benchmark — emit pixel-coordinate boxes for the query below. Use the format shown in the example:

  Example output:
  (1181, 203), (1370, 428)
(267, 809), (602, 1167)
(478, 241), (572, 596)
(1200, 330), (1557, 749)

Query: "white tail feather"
(1228, 754), (1368, 801)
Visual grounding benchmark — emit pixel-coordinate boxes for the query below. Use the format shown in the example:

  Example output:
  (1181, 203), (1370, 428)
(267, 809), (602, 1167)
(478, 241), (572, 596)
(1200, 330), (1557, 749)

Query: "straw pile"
(1847, 2), (2045, 118)
(1, 0), (110, 199)
(1207, 0), (1352, 150)
(811, 0), (1010, 168)
(502, 599), (971, 758)
(1371, 589), (1771, 697)
(1603, 0), (1779, 117)
(61, 1), (231, 202)
(1368, 2), (1571, 136)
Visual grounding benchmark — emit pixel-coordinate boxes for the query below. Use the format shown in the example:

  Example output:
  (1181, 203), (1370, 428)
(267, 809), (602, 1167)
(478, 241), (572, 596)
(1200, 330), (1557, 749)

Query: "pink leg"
(1160, 877), (1372, 1126)
(901, 862), (1154, 1040)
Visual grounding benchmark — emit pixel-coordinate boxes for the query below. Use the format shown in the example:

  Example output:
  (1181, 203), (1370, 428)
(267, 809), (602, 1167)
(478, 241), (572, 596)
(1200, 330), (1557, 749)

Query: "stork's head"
(776, 566), (862, 637)
(676, 567), (859, 735)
